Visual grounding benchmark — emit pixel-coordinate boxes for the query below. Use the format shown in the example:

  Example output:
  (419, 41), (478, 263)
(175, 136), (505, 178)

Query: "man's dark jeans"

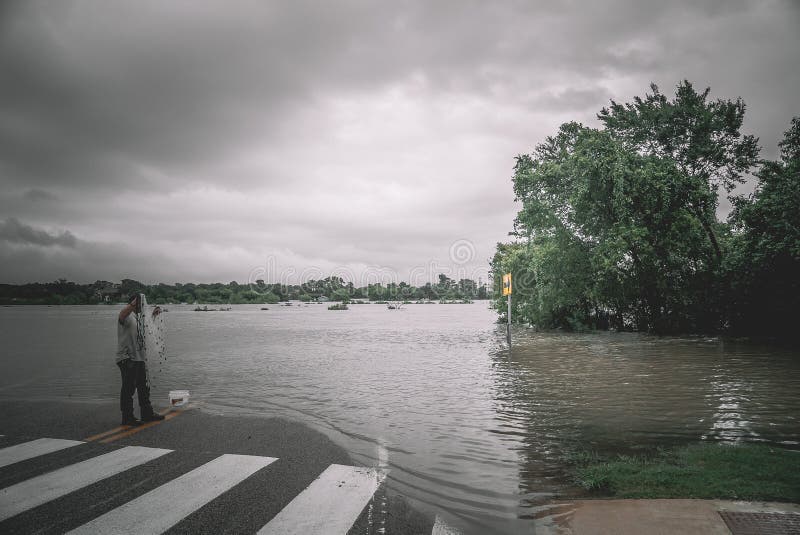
(117, 359), (154, 418)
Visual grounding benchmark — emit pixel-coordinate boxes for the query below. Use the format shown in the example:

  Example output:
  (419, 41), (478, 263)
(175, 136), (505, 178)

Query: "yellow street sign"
(502, 273), (512, 296)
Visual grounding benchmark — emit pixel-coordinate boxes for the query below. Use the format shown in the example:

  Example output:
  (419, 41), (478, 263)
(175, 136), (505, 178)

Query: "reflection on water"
(0, 305), (798, 534)
(491, 328), (800, 522)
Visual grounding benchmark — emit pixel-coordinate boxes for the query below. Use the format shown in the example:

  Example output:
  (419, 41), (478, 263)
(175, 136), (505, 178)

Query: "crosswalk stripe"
(0, 445), (172, 521)
(0, 438), (83, 469)
(67, 453), (278, 534)
(257, 464), (382, 535)
(432, 514), (462, 534)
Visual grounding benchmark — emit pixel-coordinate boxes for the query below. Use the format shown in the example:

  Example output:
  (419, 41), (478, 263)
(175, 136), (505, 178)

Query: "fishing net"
(136, 293), (167, 387)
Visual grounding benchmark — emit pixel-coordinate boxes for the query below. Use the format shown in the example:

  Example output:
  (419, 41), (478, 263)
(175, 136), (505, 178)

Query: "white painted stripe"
(432, 514), (462, 534)
(369, 440), (390, 534)
(68, 453), (277, 535)
(0, 446), (171, 521)
(0, 438), (83, 469)
(258, 464), (382, 535)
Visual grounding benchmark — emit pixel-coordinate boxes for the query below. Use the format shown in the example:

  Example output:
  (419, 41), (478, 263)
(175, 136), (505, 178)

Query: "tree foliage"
(726, 117), (800, 335)
(598, 81), (759, 262)
(0, 274), (490, 305)
(494, 82), (790, 336)
(503, 121), (716, 332)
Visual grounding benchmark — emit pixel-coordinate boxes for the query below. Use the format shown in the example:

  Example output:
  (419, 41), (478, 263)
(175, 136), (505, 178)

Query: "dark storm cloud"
(23, 188), (58, 202)
(0, 3), (785, 178)
(0, 218), (77, 248)
(0, 0), (798, 283)
(0, 2), (293, 190)
(0, 0), (755, 189)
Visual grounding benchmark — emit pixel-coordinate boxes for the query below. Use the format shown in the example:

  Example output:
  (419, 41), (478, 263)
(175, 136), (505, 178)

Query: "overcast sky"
(1, 0), (798, 286)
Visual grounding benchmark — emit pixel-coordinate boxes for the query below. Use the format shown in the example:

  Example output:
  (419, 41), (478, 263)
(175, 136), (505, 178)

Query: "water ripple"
(1, 305), (799, 535)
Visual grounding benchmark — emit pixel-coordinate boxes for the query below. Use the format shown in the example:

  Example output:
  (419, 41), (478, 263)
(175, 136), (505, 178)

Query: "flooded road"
(1, 304), (798, 534)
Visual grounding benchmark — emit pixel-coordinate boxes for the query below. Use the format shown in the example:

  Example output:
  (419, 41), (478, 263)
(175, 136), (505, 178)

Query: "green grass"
(571, 443), (800, 501)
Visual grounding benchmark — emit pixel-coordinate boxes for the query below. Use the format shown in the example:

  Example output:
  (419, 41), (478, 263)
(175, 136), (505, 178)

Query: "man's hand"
(120, 296), (139, 324)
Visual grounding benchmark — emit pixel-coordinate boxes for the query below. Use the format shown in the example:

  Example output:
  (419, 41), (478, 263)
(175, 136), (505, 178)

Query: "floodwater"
(1, 304), (798, 534)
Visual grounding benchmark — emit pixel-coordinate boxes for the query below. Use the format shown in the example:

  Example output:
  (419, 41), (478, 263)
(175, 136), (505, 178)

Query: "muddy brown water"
(1, 304), (798, 534)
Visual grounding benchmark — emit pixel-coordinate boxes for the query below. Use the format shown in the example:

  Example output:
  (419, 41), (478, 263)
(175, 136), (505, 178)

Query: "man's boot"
(142, 411), (165, 422)
(121, 413), (142, 426)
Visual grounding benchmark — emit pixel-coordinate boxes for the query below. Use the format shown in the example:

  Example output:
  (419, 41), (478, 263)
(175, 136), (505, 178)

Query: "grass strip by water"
(570, 443), (800, 502)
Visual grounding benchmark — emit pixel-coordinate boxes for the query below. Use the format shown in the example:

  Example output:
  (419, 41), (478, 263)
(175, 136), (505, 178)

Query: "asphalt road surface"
(0, 399), (436, 534)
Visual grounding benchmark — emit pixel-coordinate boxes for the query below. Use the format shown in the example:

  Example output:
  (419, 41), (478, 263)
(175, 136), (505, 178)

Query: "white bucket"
(168, 390), (190, 407)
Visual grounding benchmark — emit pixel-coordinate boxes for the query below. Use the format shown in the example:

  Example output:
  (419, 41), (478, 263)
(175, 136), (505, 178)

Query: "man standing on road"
(117, 293), (165, 426)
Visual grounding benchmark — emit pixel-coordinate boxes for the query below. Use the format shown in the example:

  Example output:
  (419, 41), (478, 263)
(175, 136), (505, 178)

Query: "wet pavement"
(0, 399), (434, 534)
(534, 498), (800, 534)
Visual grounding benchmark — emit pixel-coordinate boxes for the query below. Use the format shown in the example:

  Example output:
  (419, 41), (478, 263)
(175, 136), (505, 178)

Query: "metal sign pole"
(502, 272), (512, 347)
(507, 292), (512, 347)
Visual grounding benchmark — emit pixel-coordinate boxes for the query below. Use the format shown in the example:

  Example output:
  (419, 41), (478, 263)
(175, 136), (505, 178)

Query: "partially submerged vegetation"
(492, 81), (799, 339)
(570, 443), (800, 502)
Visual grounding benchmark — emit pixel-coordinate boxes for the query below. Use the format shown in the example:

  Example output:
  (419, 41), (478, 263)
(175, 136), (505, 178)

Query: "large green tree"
(510, 123), (713, 331)
(598, 81), (760, 263)
(500, 82), (760, 333)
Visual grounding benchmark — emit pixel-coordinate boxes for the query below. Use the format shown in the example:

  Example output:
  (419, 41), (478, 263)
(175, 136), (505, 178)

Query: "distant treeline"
(491, 81), (799, 338)
(0, 274), (489, 305)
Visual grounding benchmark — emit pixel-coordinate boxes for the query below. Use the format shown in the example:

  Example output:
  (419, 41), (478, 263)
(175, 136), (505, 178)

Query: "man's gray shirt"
(117, 313), (146, 363)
